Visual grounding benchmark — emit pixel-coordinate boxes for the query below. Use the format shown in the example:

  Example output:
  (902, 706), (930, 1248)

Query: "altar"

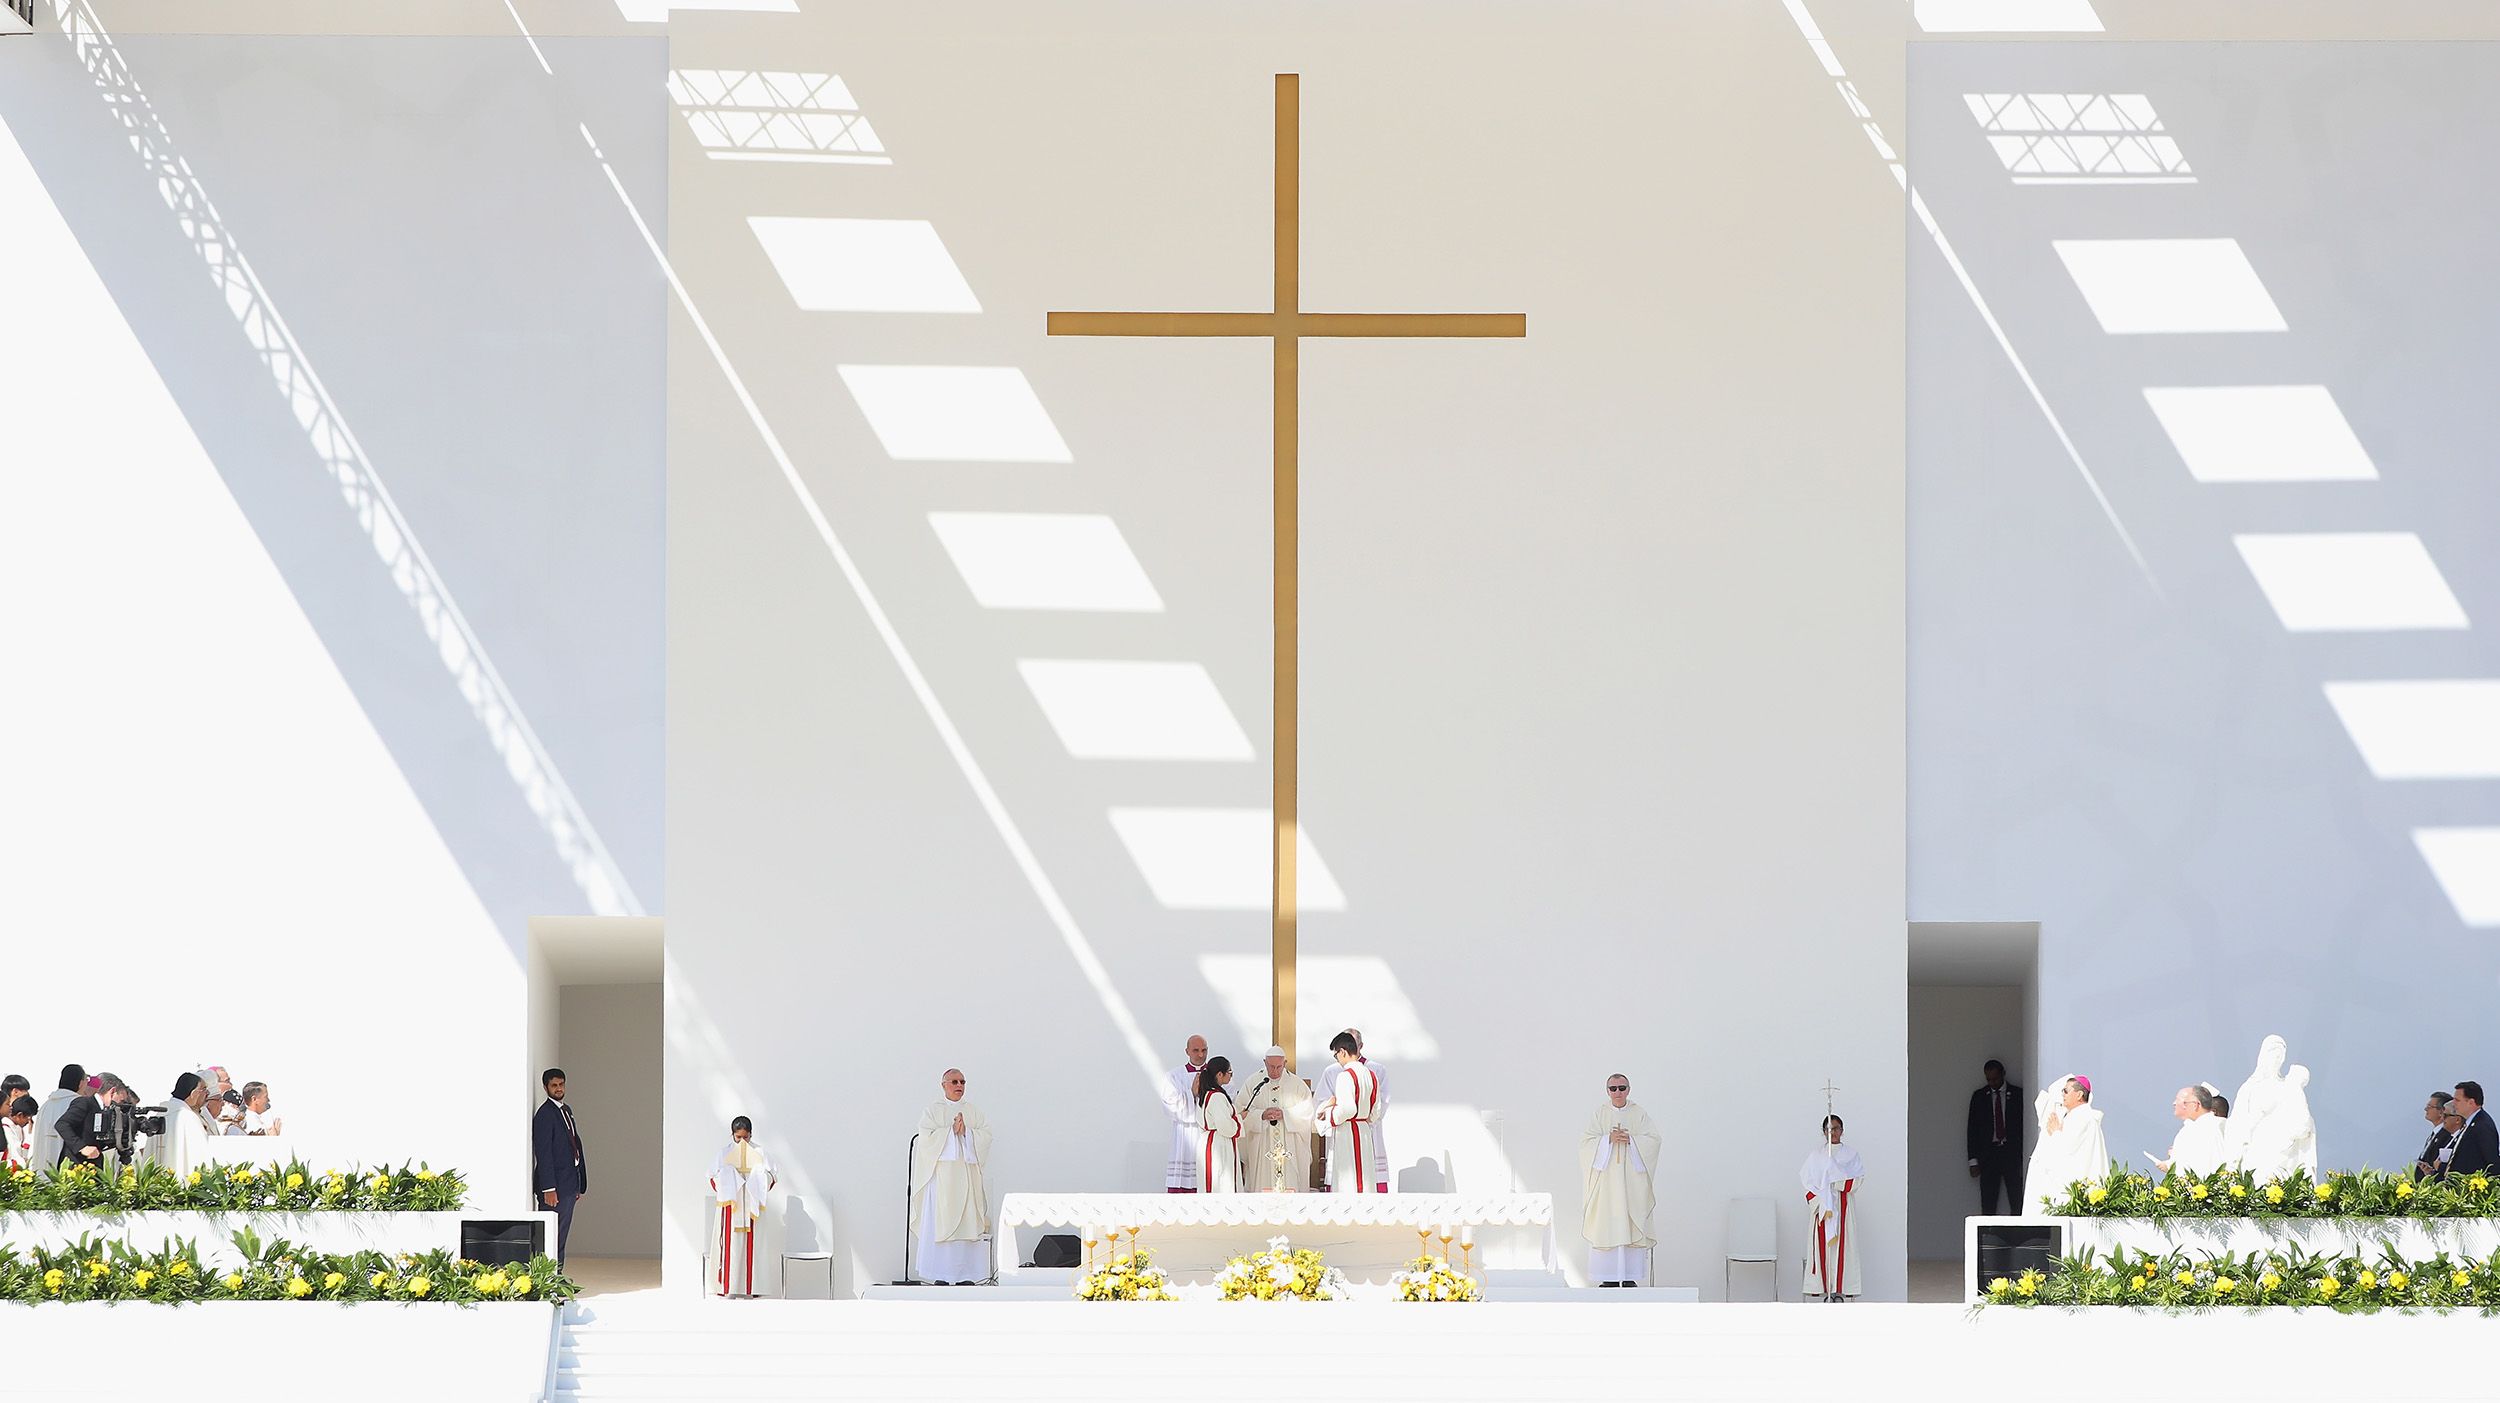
(995, 1193), (1557, 1285)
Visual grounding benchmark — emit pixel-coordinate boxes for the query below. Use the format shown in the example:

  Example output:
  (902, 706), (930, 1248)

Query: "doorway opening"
(527, 916), (663, 1296)
(1906, 921), (2038, 1303)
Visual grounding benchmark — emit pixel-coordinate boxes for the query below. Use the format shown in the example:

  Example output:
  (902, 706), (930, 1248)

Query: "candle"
(1460, 1226), (1474, 1248)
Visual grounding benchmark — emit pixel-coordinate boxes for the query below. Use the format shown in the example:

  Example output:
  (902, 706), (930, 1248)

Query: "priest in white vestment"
(2153, 1084), (2227, 1178)
(708, 1116), (777, 1297)
(1801, 1115), (1864, 1301)
(1233, 1047), (1315, 1192)
(911, 1068), (993, 1284)
(2024, 1074), (2109, 1211)
(1580, 1074), (1659, 1287)
(1196, 1058), (1240, 1194)
(153, 1072), (217, 1180)
(1163, 1034), (1207, 1193)
(1315, 1033), (1383, 1195)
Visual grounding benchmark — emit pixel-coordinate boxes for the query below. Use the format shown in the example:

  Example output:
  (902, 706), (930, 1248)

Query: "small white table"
(995, 1192), (1555, 1285)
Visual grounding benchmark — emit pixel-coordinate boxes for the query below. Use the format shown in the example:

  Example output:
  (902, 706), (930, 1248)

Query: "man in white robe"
(910, 1068), (992, 1285)
(2024, 1074), (2109, 1212)
(29, 1066), (81, 1174)
(1233, 1047), (1315, 1192)
(708, 1116), (777, 1297)
(153, 1072), (217, 1180)
(1163, 1035), (1207, 1193)
(1314, 1033), (1383, 1195)
(1801, 1115), (1864, 1301)
(1580, 1074), (1659, 1286)
(1315, 1028), (1390, 1191)
(2153, 1084), (2226, 1178)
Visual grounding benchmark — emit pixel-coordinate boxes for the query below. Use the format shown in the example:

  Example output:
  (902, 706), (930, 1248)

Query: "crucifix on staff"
(1049, 74), (1525, 1065)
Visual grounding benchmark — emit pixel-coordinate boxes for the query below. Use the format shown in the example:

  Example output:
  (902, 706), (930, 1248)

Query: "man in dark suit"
(2416, 1091), (2456, 1180)
(2448, 1082), (2498, 1179)
(532, 1068), (587, 1263)
(54, 1072), (134, 1168)
(1966, 1060), (2024, 1215)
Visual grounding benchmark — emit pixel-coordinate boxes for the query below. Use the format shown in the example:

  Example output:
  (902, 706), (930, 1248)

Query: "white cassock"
(2025, 1094), (2110, 1213)
(1163, 1064), (1204, 1191)
(1199, 1090), (1240, 1194)
(30, 1088), (74, 1171)
(1580, 1102), (1660, 1284)
(1801, 1141), (1865, 1298)
(2163, 1113), (2227, 1178)
(911, 1099), (992, 1283)
(1314, 1058), (1391, 1191)
(707, 1140), (777, 1297)
(1318, 1060), (1384, 1195)
(1232, 1071), (1315, 1192)
(153, 1100), (216, 1179)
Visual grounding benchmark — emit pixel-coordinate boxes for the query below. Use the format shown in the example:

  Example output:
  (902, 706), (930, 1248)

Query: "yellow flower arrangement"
(2264, 1185), (2284, 1205)
(2174, 1269), (2196, 1286)
(2396, 1181), (2416, 1200)
(1391, 1256), (1481, 1303)
(168, 1260), (190, 1277)
(2086, 1187), (2108, 1205)
(1075, 1244), (1175, 1301)
(2316, 1182), (2335, 1201)
(2357, 1270), (2377, 1290)
(2387, 1271), (2408, 1291)
(286, 1173), (306, 1190)
(86, 1259), (108, 1279)
(2152, 1186), (2171, 1201)
(2212, 1277), (2235, 1295)
(133, 1269), (156, 1289)
(2015, 1269), (2042, 1298)
(2229, 1183), (2248, 1199)
(408, 1276), (432, 1298)
(511, 1274), (533, 1297)
(415, 1170), (437, 1182)
(2259, 1272), (2281, 1291)
(1987, 1277), (2012, 1297)
(2472, 1176), (2491, 1193)
(2456, 1271), (2474, 1289)
(223, 1273), (245, 1291)
(285, 1277), (313, 1299)
(2189, 1184), (2209, 1201)
(370, 1271), (391, 1290)
(323, 1271), (346, 1291)
(2317, 1277), (2341, 1299)
(42, 1269), (65, 1295)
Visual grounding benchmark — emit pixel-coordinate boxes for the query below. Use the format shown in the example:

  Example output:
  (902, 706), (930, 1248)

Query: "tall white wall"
(668, 0), (1905, 1298)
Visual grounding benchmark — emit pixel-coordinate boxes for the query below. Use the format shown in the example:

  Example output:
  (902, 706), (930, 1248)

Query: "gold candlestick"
(1437, 1224), (1455, 1263)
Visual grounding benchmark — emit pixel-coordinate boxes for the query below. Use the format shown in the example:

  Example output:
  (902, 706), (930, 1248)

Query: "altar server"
(1581, 1074), (1660, 1286)
(1163, 1034), (1207, 1193)
(2024, 1074), (2108, 1211)
(3, 1094), (36, 1171)
(1196, 1058), (1239, 1194)
(1234, 1047), (1314, 1192)
(1316, 1033), (1383, 1195)
(1801, 1114), (1863, 1301)
(2154, 1084), (2227, 1178)
(911, 1068), (993, 1285)
(29, 1064), (80, 1174)
(1315, 1028), (1391, 1191)
(708, 1116), (776, 1297)
(154, 1072), (217, 1179)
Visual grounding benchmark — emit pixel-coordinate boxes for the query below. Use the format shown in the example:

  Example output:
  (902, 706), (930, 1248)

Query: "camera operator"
(55, 1073), (134, 1168)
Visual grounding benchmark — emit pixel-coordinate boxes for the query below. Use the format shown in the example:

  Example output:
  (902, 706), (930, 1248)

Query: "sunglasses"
(1606, 1086), (1629, 1093)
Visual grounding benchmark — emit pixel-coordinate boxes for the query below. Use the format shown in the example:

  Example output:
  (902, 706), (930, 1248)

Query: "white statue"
(2220, 1036), (2317, 1181)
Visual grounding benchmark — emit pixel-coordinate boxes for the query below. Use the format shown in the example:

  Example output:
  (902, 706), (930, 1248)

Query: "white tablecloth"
(996, 1192), (1555, 1284)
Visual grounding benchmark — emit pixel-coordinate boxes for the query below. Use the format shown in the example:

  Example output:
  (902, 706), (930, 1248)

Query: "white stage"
(550, 1296), (2443, 1402)
(995, 1191), (1557, 1283)
(15, 1301), (553, 1403)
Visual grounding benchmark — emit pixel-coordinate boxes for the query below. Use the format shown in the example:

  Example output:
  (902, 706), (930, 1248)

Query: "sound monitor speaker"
(461, 1219), (546, 1266)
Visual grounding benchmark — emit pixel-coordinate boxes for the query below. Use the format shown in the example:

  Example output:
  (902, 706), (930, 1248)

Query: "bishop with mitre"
(708, 1115), (777, 1297)
(1801, 1114), (1864, 1302)
(1233, 1046), (1315, 1192)
(1580, 1073), (1659, 1286)
(910, 1068), (993, 1285)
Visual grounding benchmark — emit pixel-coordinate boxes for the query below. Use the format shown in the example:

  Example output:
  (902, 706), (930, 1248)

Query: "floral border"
(2044, 1164), (2495, 1220)
(0, 1160), (466, 1213)
(2, 1227), (573, 1304)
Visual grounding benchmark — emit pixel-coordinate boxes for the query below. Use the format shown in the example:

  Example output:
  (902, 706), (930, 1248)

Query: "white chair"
(1724, 1197), (1777, 1301)
(780, 1251), (834, 1299)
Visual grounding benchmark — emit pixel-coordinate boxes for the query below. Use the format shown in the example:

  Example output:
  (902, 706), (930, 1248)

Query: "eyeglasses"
(1606, 1085), (1629, 1093)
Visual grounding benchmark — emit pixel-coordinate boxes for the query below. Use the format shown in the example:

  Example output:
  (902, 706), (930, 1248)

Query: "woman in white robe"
(1801, 1115), (1865, 1301)
(1196, 1059), (1239, 1194)
(2024, 1074), (2109, 1212)
(707, 1116), (777, 1297)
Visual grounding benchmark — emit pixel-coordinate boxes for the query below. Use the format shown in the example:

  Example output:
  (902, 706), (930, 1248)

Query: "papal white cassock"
(1320, 1059), (1384, 1195)
(911, 1098), (992, 1283)
(707, 1139), (776, 1297)
(1233, 1068), (1315, 1192)
(1316, 1057), (1390, 1191)
(1580, 1101), (1660, 1283)
(1199, 1089), (1240, 1194)
(1800, 1139), (1864, 1299)
(1163, 1062), (1203, 1191)
(2024, 1081), (2109, 1212)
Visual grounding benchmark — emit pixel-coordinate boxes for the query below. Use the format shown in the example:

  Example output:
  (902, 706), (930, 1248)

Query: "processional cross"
(1050, 74), (1524, 1066)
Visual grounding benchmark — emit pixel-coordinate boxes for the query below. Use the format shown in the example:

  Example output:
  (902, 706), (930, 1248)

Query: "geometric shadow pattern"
(1965, 93), (2191, 185)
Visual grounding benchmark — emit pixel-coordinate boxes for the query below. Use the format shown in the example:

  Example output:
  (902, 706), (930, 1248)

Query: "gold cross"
(1049, 74), (1524, 1068)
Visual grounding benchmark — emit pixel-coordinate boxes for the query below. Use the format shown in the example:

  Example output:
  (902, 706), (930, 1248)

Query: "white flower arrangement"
(1390, 1255), (1481, 1303)
(1216, 1236), (1349, 1302)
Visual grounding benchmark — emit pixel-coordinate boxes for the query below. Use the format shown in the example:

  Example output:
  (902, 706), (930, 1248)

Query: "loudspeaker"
(1974, 1221), (2064, 1285)
(1029, 1233), (1081, 1268)
(461, 1219), (547, 1266)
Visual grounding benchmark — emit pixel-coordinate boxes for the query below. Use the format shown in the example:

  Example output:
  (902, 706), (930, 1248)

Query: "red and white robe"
(1321, 1059), (1386, 1195)
(709, 1141), (776, 1297)
(1800, 1141), (1864, 1298)
(1200, 1089), (1240, 1193)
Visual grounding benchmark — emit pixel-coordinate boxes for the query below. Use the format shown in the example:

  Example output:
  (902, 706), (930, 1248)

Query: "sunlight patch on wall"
(1018, 660), (1254, 761)
(750, 217), (977, 313)
(2143, 386), (2376, 484)
(2325, 681), (2500, 780)
(2054, 239), (2286, 334)
(836, 365), (1072, 462)
(1108, 808), (1345, 912)
(2234, 533), (2467, 632)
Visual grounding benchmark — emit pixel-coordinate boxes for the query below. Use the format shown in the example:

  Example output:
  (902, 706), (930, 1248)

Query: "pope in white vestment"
(1801, 1117), (1865, 1300)
(1232, 1048), (1315, 1192)
(911, 1069), (993, 1284)
(2024, 1074), (2109, 1212)
(708, 1118), (777, 1297)
(1581, 1077), (1660, 1286)
(1163, 1035), (1207, 1192)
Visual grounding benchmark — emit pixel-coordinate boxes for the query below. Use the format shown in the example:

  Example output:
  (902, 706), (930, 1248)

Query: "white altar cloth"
(996, 1192), (1556, 1284)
